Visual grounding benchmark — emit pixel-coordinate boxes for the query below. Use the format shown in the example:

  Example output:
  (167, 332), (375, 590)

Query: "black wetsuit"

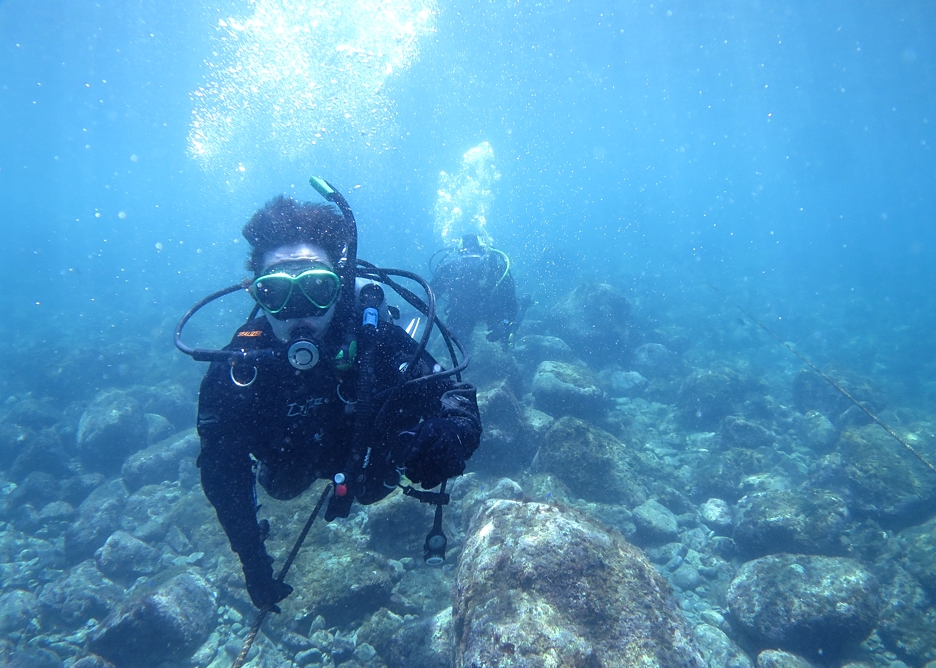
(196, 315), (481, 564)
(431, 250), (518, 344)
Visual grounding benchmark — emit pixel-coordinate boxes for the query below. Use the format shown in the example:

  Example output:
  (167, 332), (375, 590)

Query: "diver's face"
(260, 243), (338, 342)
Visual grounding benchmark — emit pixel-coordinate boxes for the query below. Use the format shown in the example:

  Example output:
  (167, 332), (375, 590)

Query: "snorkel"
(308, 176), (358, 351)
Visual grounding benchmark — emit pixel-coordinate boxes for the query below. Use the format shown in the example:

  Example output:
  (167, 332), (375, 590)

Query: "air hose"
(325, 282), (385, 521)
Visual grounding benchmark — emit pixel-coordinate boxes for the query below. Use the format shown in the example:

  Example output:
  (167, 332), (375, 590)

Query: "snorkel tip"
(309, 176), (336, 198)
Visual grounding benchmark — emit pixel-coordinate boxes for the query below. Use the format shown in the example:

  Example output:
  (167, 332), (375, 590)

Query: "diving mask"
(249, 261), (341, 318)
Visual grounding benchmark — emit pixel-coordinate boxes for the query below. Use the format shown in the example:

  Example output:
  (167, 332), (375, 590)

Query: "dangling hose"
(489, 247), (511, 288)
(231, 482), (333, 668)
(324, 283), (385, 522)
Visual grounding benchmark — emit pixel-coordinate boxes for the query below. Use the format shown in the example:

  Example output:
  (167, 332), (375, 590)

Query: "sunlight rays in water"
(188, 0), (436, 177)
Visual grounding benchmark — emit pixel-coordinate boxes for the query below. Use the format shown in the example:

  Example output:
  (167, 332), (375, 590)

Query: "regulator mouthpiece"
(287, 340), (320, 370)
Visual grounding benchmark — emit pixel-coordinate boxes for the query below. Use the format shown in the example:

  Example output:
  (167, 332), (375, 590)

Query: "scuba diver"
(176, 179), (481, 612)
(430, 233), (528, 349)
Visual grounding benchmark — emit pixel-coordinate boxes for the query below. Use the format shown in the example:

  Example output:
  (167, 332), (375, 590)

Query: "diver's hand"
(241, 548), (293, 612)
(486, 319), (511, 343)
(402, 418), (467, 489)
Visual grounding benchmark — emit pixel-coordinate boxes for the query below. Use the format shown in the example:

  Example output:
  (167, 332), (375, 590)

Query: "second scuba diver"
(430, 233), (528, 349)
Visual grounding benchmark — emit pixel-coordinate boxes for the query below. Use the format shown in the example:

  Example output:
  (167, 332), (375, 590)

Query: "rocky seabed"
(2, 282), (936, 668)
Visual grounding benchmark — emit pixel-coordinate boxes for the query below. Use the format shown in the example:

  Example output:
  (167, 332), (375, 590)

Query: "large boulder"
(720, 416), (775, 450)
(631, 498), (680, 545)
(901, 515), (936, 596)
(131, 380), (196, 431)
(0, 533), (64, 592)
(37, 500), (77, 538)
(357, 608), (406, 664)
(798, 411), (839, 452)
(2, 471), (60, 515)
(533, 416), (646, 506)
(38, 559), (124, 625)
(365, 490), (437, 560)
(512, 334), (580, 373)
(453, 499), (705, 667)
(677, 367), (755, 430)
(518, 406), (553, 464)
(88, 572), (216, 668)
(0, 589), (40, 635)
(606, 369), (648, 397)
(120, 430), (199, 492)
(531, 360), (610, 420)
(833, 424), (936, 527)
(289, 547), (395, 627)
(0, 394), (61, 430)
(65, 480), (128, 562)
(72, 656), (114, 668)
(391, 569), (455, 621)
(732, 488), (851, 558)
(699, 498), (734, 536)
(95, 530), (161, 581)
(359, 606), (453, 668)
(77, 390), (147, 474)
(693, 623), (754, 668)
(690, 448), (748, 502)
(40, 340), (153, 400)
(791, 368), (881, 425)
(1, 647), (62, 668)
(0, 423), (22, 471)
(727, 554), (879, 656)
(756, 649), (818, 668)
(876, 563), (936, 666)
(546, 282), (634, 364)
(60, 473), (106, 507)
(8, 427), (72, 482)
(450, 475), (526, 536)
(632, 342), (680, 379)
(472, 381), (541, 474)
(119, 483), (184, 543)
(460, 330), (523, 392)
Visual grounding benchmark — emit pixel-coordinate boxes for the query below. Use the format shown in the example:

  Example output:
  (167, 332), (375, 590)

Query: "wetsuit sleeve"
(376, 325), (482, 486)
(196, 361), (265, 558)
(399, 382), (481, 488)
(194, 326), (296, 609)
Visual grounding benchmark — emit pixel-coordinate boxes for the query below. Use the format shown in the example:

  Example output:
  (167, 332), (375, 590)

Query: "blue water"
(3, 1), (934, 405)
(2, 0), (936, 662)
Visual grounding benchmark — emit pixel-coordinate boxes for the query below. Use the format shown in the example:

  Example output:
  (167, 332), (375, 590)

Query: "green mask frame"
(248, 265), (341, 315)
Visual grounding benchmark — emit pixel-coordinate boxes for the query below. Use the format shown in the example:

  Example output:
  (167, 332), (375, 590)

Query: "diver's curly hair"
(242, 195), (349, 274)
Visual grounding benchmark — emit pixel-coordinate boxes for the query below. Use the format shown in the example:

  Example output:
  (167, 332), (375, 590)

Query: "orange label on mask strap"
(237, 330), (263, 337)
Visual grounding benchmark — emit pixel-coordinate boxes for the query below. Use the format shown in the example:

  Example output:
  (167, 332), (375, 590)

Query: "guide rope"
(232, 482), (333, 668)
(708, 282), (936, 477)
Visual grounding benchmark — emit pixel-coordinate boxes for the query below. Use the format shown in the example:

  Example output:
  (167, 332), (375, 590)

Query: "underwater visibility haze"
(2, 0), (936, 666)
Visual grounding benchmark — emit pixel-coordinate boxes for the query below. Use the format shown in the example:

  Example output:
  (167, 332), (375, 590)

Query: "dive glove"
(402, 418), (467, 488)
(486, 319), (511, 343)
(240, 547), (293, 612)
